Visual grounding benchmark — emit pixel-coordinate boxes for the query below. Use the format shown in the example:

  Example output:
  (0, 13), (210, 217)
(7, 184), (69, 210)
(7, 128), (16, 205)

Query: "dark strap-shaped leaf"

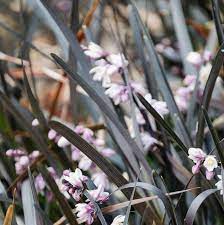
(196, 42), (224, 147)
(184, 189), (218, 225)
(114, 182), (178, 225)
(202, 107), (224, 165)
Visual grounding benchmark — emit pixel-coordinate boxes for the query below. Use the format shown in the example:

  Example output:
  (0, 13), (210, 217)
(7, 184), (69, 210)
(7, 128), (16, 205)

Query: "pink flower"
(205, 170), (215, 180)
(202, 50), (212, 62)
(79, 156), (93, 171)
(29, 150), (40, 160)
(183, 75), (196, 86)
(48, 129), (57, 140)
(71, 146), (81, 161)
(35, 174), (46, 193)
(100, 148), (115, 157)
(82, 128), (94, 143)
(75, 203), (95, 224)
(92, 172), (109, 189)
(59, 168), (88, 201)
(74, 125), (85, 134)
(84, 42), (108, 59)
(87, 184), (109, 203)
(144, 94), (169, 117)
(105, 84), (129, 105)
(188, 148), (206, 163)
(135, 108), (146, 125)
(130, 82), (146, 95)
(192, 161), (201, 174)
(107, 53), (128, 70)
(140, 132), (160, 152)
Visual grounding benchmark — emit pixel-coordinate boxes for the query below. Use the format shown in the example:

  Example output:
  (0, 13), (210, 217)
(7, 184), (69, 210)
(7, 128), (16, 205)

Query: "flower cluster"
(49, 124), (115, 189)
(175, 50), (223, 112)
(188, 148), (218, 180)
(83, 42), (169, 153)
(6, 149), (40, 174)
(59, 168), (109, 224)
(6, 148), (57, 200)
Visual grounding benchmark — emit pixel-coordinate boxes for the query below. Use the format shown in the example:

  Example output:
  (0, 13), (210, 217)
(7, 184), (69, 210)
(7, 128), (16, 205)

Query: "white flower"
(188, 148), (206, 163)
(84, 42), (108, 59)
(75, 203), (95, 224)
(144, 94), (169, 117)
(203, 155), (218, 172)
(186, 52), (202, 67)
(111, 215), (125, 225)
(90, 59), (111, 87)
(215, 175), (223, 195)
(32, 118), (39, 126)
(57, 136), (70, 148)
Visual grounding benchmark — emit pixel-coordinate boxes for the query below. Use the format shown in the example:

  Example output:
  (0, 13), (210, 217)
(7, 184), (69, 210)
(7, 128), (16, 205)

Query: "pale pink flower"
(192, 161), (201, 174)
(100, 148), (115, 157)
(105, 84), (129, 105)
(188, 148), (206, 163)
(59, 168), (88, 201)
(87, 184), (109, 203)
(215, 175), (223, 195)
(29, 150), (40, 160)
(203, 155), (218, 172)
(6, 149), (25, 158)
(144, 94), (169, 117)
(140, 132), (159, 152)
(71, 146), (81, 161)
(175, 95), (188, 112)
(19, 156), (30, 166)
(202, 50), (212, 62)
(107, 53), (128, 70)
(35, 174), (46, 193)
(135, 108), (146, 125)
(82, 128), (94, 143)
(75, 203), (95, 224)
(48, 129), (57, 140)
(205, 170), (215, 180)
(92, 172), (110, 189)
(111, 215), (125, 225)
(79, 156), (93, 171)
(74, 125), (85, 134)
(84, 42), (108, 59)
(186, 52), (202, 67)
(130, 81), (146, 95)
(183, 75), (196, 86)
(32, 118), (39, 126)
